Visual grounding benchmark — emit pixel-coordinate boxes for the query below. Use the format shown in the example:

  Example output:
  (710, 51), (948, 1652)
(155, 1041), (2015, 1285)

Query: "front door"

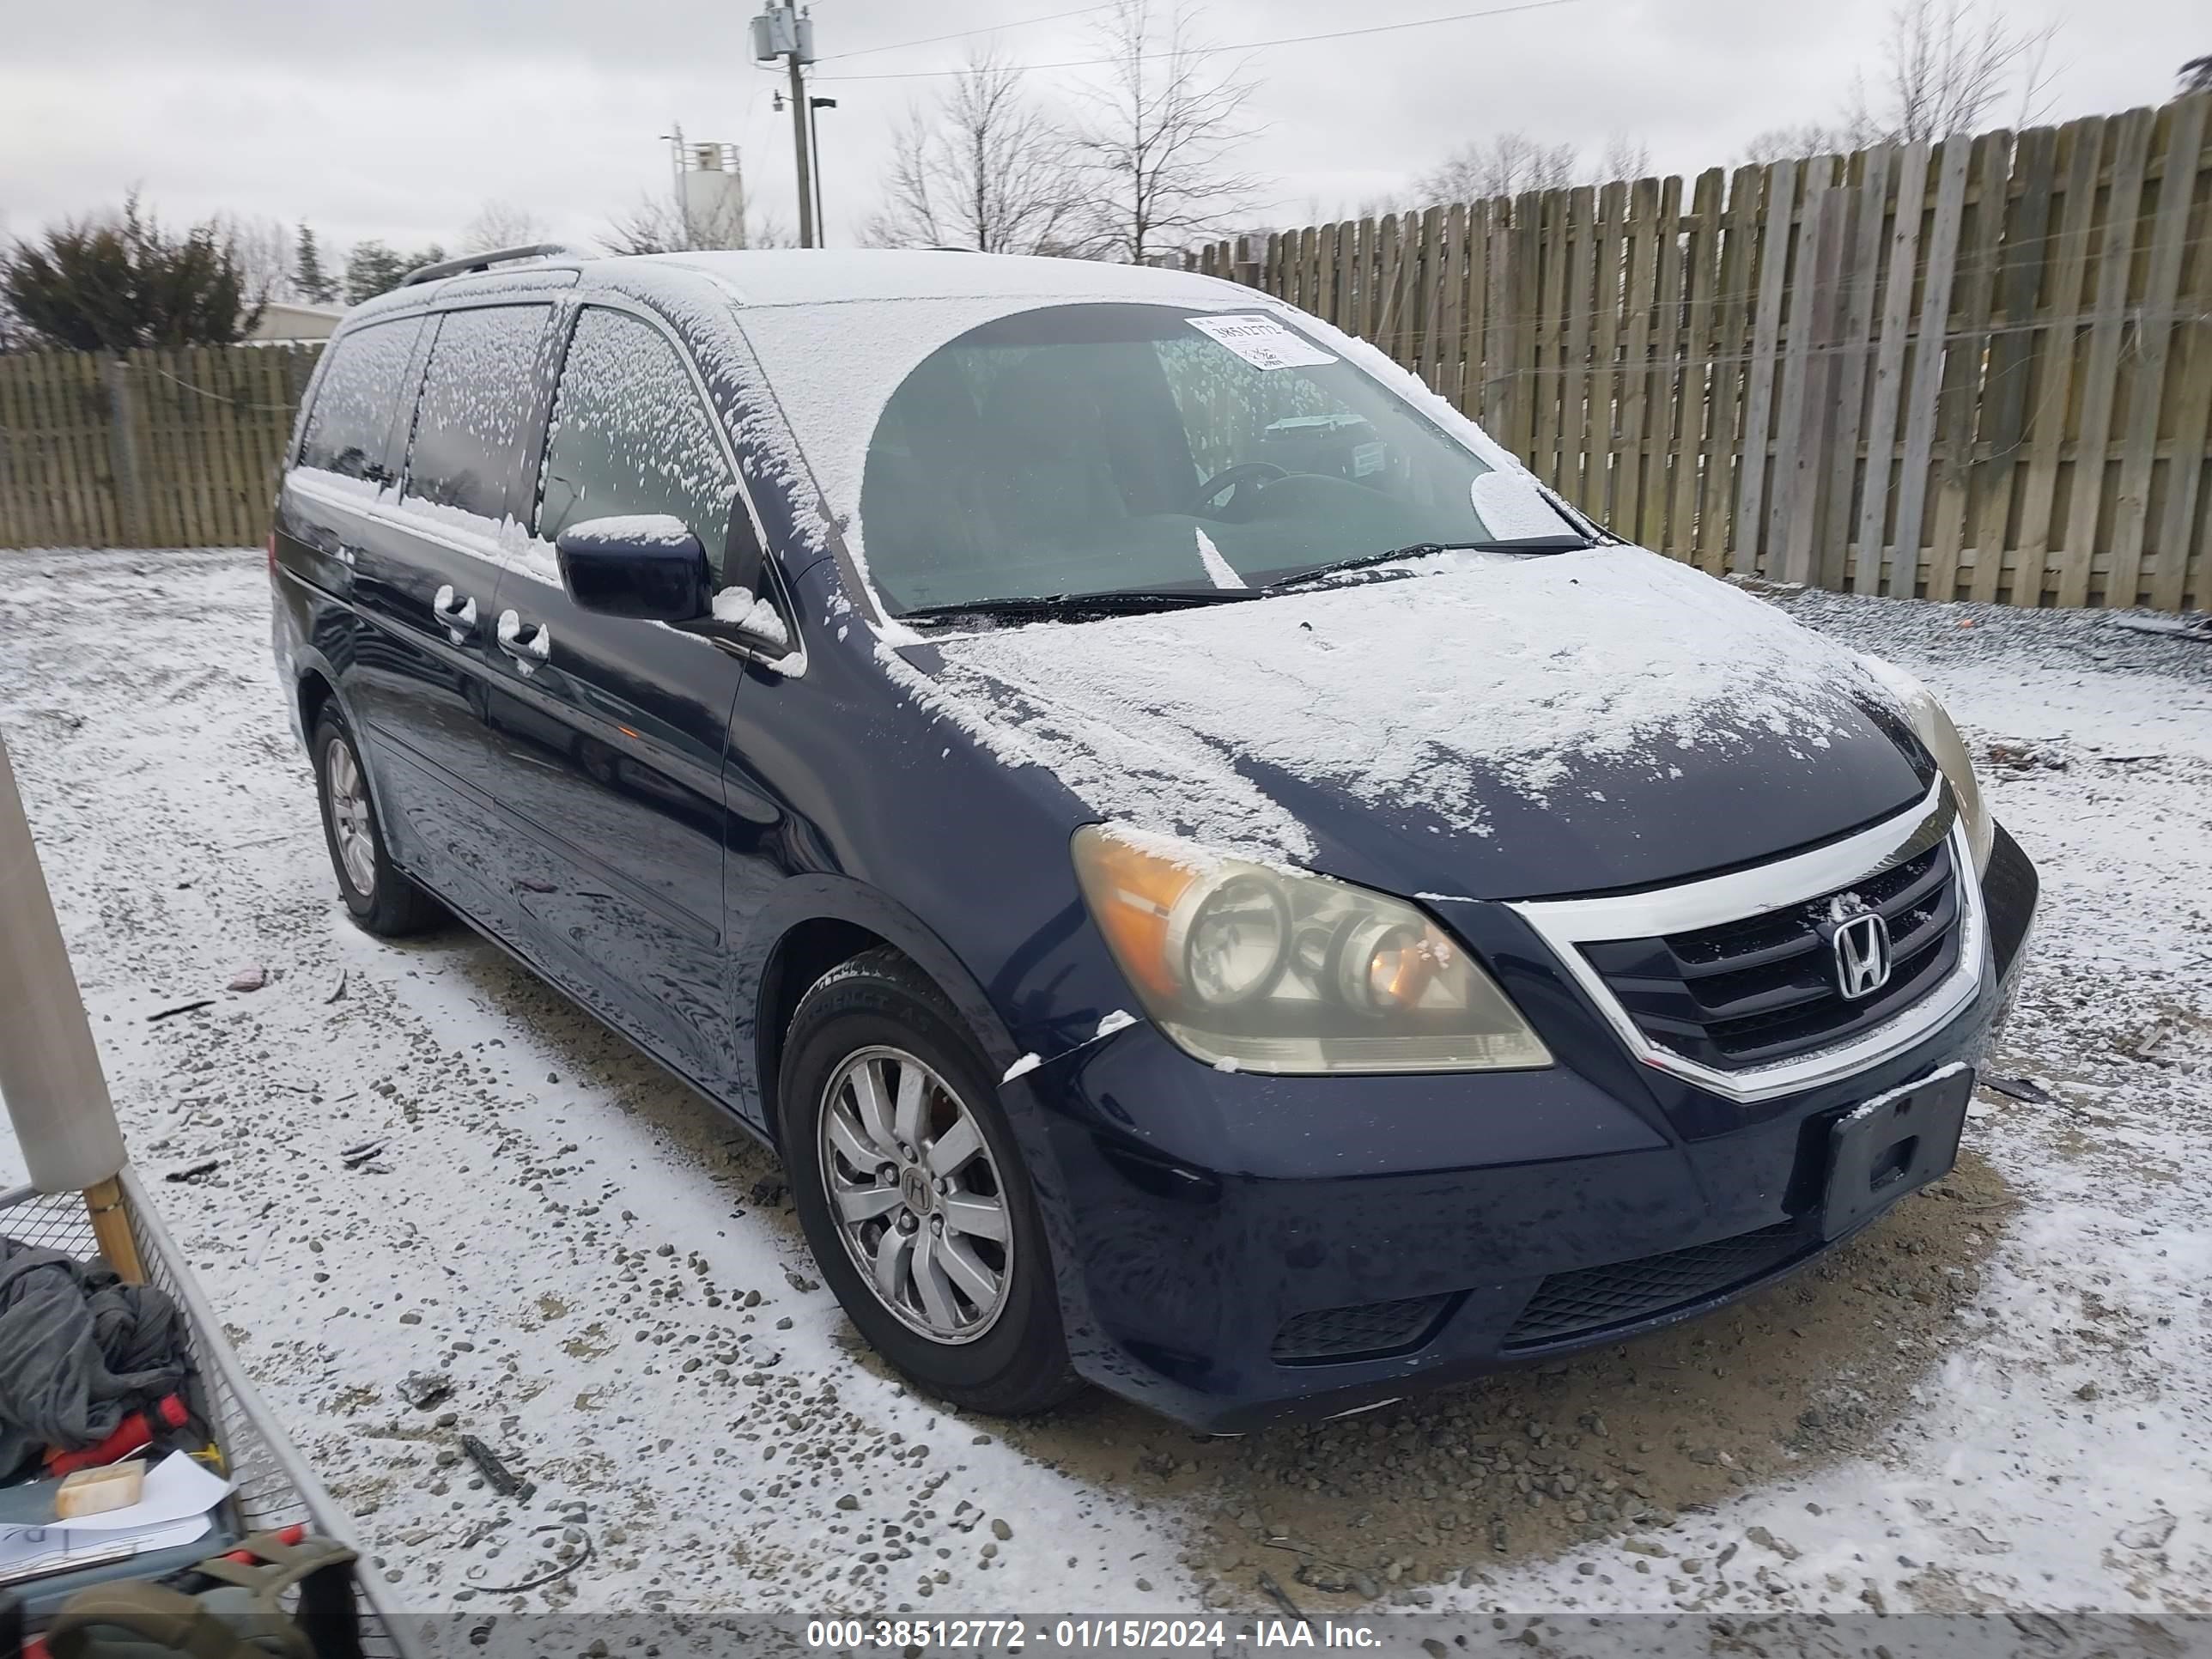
(476, 301), (757, 1089)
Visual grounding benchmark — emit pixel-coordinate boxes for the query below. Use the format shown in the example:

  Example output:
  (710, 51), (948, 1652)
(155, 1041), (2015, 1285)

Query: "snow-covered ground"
(0, 545), (2206, 1624)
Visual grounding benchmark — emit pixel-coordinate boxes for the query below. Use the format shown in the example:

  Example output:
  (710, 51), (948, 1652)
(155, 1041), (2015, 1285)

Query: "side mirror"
(555, 516), (712, 622)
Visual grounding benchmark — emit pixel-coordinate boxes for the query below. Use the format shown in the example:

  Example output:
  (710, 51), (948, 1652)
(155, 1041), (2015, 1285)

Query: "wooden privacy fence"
(1200, 93), (2212, 611)
(0, 343), (319, 550)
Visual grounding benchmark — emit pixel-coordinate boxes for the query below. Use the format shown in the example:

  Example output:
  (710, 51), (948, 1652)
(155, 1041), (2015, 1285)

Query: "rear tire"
(311, 709), (443, 938)
(780, 947), (1083, 1417)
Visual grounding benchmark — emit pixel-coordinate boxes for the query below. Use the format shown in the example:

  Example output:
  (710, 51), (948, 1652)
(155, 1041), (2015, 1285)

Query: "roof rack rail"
(401, 243), (580, 288)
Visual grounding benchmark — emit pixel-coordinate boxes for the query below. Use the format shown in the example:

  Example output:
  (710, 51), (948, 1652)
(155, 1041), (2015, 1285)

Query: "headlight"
(1071, 825), (1553, 1075)
(1862, 656), (1994, 875)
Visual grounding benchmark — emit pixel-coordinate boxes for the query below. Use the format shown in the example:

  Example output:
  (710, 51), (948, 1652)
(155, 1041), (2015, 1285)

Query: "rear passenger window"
(538, 308), (739, 577)
(404, 305), (550, 522)
(297, 319), (422, 482)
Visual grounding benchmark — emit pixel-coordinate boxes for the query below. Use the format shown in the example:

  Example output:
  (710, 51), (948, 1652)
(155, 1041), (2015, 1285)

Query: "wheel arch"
(285, 646), (409, 872)
(740, 877), (1024, 1147)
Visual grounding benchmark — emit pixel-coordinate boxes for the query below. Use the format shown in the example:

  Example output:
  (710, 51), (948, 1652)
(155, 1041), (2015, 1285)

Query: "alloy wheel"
(325, 739), (377, 898)
(817, 1045), (1012, 1344)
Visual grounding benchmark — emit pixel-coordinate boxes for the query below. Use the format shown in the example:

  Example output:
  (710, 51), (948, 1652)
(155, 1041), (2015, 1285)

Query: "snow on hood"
(899, 547), (1911, 866)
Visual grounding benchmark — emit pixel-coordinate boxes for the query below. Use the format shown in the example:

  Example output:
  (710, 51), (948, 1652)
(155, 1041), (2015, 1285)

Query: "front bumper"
(1006, 823), (2039, 1433)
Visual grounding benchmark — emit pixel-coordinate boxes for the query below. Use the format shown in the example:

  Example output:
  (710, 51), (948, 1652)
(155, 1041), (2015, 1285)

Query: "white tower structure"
(669, 129), (748, 250)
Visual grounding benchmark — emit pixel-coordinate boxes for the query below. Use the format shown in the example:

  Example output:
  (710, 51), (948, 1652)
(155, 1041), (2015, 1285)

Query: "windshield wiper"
(898, 589), (1260, 623)
(1264, 536), (1592, 593)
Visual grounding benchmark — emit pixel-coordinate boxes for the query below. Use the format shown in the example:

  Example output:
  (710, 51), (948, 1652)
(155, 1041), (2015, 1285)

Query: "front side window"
(537, 307), (738, 579)
(850, 302), (1568, 616)
(297, 318), (423, 482)
(404, 304), (550, 521)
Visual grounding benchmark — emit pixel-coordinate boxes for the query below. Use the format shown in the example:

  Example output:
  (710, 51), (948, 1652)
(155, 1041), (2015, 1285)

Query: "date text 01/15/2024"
(803, 1620), (1388, 1650)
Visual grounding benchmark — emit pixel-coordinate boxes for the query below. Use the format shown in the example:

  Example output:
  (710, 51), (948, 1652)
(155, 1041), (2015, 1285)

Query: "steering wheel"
(1187, 461), (1289, 516)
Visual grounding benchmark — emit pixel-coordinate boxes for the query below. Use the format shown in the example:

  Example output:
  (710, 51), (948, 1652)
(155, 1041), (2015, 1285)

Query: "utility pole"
(751, 2), (818, 248)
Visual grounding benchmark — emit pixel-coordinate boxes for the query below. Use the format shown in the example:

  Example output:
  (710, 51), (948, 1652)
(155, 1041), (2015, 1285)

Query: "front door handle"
(432, 584), (477, 642)
(495, 609), (552, 675)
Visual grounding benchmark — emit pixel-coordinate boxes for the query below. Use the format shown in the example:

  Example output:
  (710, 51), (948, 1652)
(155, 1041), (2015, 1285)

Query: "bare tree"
(215, 213), (296, 305)
(1739, 120), (1877, 165)
(460, 199), (548, 253)
(599, 191), (786, 255)
(2181, 54), (2212, 95)
(1737, 2), (2055, 165)
(1413, 133), (1580, 204)
(1407, 130), (1651, 209)
(1072, 0), (1263, 262)
(1846, 0), (2057, 143)
(1596, 134), (1653, 183)
(862, 47), (1089, 254)
(601, 197), (689, 255)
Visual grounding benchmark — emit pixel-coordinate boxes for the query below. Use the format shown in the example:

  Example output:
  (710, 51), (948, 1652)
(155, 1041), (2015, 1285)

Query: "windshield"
(840, 302), (1575, 617)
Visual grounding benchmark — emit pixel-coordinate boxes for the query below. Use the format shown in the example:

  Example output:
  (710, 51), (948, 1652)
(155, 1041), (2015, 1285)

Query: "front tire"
(311, 709), (443, 938)
(780, 948), (1082, 1417)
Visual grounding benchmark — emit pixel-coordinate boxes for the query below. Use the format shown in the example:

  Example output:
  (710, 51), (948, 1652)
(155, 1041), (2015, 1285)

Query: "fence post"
(100, 355), (147, 549)
(1774, 184), (1850, 586)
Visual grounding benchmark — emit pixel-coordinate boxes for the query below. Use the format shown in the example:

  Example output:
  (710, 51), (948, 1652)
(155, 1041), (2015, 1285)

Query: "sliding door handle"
(495, 609), (552, 674)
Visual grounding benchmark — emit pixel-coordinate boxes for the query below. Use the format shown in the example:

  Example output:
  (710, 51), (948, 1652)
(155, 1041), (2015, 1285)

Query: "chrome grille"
(1578, 839), (1963, 1071)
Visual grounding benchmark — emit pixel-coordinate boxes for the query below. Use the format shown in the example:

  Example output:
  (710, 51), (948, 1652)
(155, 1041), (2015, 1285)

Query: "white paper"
(1186, 313), (1338, 371)
(0, 1515), (212, 1583)
(53, 1451), (233, 1533)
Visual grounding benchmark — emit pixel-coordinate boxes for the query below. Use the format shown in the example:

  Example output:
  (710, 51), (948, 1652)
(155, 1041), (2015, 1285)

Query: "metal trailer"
(0, 1172), (416, 1656)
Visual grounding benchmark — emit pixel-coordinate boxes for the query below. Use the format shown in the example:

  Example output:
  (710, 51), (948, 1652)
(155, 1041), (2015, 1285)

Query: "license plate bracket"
(1821, 1066), (1974, 1241)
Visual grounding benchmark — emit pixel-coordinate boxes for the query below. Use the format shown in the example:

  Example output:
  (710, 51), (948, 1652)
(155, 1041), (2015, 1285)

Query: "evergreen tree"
(294, 224), (337, 305)
(0, 193), (264, 351)
(342, 239), (449, 304)
(342, 240), (409, 303)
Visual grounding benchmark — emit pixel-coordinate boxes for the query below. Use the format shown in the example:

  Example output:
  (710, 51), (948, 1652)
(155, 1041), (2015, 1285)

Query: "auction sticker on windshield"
(1186, 313), (1338, 370)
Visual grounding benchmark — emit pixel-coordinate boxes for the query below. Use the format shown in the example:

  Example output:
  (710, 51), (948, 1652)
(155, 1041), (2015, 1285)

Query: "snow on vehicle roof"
(642, 248), (1249, 310)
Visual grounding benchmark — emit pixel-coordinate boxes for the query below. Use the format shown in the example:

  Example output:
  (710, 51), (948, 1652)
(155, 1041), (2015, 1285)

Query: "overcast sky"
(1, 0), (2200, 266)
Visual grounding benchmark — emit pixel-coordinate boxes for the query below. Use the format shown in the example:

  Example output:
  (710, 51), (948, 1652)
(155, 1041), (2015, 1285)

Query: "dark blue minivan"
(270, 246), (2037, 1431)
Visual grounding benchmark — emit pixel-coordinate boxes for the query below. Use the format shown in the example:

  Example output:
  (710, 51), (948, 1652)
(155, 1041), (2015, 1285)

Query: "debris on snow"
(2116, 1511), (2179, 1551)
(226, 964), (267, 992)
(2129, 1018), (2179, 1062)
(1982, 740), (2071, 774)
(460, 1433), (532, 1500)
(397, 1371), (453, 1411)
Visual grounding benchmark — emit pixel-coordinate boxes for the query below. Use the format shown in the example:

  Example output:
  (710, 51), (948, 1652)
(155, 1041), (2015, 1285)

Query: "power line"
(820, 3), (1120, 64)
(811, 0), (1588, 83)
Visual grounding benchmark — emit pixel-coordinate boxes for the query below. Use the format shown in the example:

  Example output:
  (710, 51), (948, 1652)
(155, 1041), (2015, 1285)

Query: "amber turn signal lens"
(1071, 828), (1199, 1000)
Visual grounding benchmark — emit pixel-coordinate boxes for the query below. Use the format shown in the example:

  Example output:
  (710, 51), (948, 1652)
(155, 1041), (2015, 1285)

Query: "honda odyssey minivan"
(270, 246), (2038, 1431)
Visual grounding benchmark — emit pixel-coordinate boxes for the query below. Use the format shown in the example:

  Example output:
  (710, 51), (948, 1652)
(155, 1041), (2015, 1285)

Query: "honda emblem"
(1831, 909), (1893, 1000)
